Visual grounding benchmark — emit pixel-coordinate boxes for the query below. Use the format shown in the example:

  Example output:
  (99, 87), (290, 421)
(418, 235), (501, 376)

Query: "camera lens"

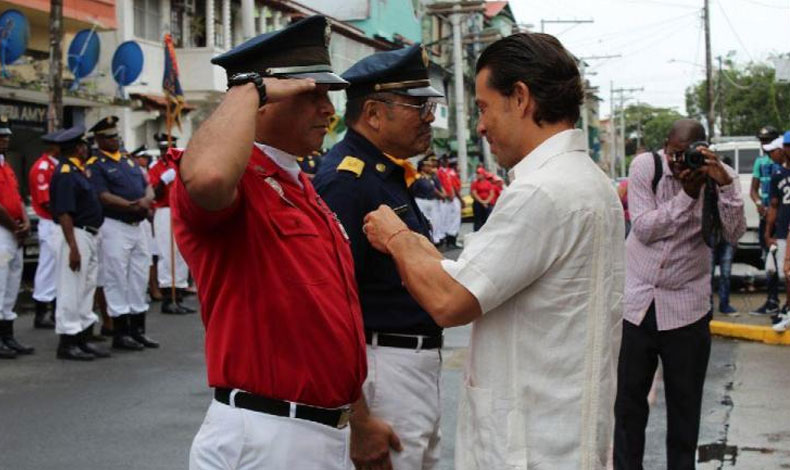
(684, 141), (708, 169)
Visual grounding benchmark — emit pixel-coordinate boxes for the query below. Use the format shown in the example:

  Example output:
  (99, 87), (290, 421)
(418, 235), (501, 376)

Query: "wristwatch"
(227, 72), (267, 107)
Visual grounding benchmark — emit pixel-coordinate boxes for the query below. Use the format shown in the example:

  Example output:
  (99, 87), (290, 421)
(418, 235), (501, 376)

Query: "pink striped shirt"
(624, 150), (746, 330)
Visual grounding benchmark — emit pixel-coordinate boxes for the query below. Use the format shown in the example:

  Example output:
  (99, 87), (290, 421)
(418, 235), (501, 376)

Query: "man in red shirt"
(0, 116), (34, 358)
(172, 16), (366, 469)
(470, 167), (494, 231)
(148, 133), (193, 314)
(28, 137), (61, 329)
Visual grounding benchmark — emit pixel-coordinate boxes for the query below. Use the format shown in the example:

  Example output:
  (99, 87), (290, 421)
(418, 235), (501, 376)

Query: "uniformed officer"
(49, 125), (110, 360)
(313, 44), (445, 470)
(129, 144), (164, 304)
(27, 133), (62, 329)
(171, 16), (366, 469)
(148, 133), (193, 314)
(88, 116), (158, 351)
(411, 157), (442, 244)
(0, 116), (34, 359)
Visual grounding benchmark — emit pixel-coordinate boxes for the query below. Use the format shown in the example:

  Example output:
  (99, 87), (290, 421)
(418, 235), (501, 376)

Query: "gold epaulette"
(60, 164), (71, 174)
(337, 156), (365, 178)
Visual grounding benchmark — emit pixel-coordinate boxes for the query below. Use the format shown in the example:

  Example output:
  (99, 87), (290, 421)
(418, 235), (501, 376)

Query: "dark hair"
(475, 33), (583, 126)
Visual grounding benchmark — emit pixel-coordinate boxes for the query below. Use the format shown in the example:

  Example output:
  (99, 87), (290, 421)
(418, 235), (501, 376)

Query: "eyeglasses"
(372, 100), (437, 120)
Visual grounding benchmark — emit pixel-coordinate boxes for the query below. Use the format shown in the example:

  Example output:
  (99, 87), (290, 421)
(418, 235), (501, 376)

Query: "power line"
(563, 11), (698, 48)
(716, 0), (755, 62)
(617, 0), (700, 9)
(734, 0), (790, 8)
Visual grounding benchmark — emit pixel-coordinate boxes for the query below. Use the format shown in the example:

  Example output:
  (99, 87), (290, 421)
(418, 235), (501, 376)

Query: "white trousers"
(190, 399), (352, 470)
(142, 219), (158, 258)
(33, 218), (58, 302)
(0, 227), (22, 321)
(99, 218), (150, 317)
(55, 228), (99, 335)
(416, 198), (443, 244)
(766, 239), (787, 279)
(445, 198), (461, 237)
(363, 344), (442, 470)
(153, 208), (188, 288)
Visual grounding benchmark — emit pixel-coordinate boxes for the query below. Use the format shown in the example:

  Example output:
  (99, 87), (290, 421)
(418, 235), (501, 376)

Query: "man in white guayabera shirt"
(361, 32), (625, 470)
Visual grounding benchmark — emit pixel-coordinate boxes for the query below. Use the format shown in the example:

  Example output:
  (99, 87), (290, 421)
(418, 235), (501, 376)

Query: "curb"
(710, 320), (790, 345)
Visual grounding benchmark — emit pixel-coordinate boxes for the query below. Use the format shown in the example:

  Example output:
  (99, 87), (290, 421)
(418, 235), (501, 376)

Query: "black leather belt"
(75, 225), (100, 235)
(365, 330), (443, 350)
(107, 217), (141, 226)
(214, 388), (351, 429)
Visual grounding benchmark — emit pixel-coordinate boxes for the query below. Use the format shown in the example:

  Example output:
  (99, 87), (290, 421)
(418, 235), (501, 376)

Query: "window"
(134, 0), (162, 42)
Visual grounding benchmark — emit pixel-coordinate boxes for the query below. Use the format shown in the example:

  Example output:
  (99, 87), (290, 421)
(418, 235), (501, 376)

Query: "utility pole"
(717, 55), (725, 136)
(578, 54), (620, 157)
(609, 81), (616, 179)
(426, 1), (485, 183)
(612, 86), (643, 177)
(704, 0), (715, 136)
(47, 0), (64, 132)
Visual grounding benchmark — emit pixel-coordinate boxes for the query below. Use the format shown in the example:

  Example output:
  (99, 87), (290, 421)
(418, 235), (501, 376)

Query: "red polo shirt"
(28, 153), (58, 220)
(171, 146), (367, 408)
(0, 160), (24, 221)
(470, 177), (493, 201)
(148, 158), (176, 208)
(437, 167), (455, 197)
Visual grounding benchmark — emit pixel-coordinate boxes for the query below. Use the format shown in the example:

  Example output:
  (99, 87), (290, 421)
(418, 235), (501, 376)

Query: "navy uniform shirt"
(769, 165), (790, 239)
(314, 128), (440, 336)
(410, 174), (437, 200)
(50, 157), (104, 229)
(88, 150), (147, 223)
(297, 154), (322, 176)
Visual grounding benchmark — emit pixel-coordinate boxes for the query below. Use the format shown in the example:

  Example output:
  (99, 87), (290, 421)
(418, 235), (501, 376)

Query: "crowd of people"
(0, 13), (761, 470)
(0, 116), (194, 360)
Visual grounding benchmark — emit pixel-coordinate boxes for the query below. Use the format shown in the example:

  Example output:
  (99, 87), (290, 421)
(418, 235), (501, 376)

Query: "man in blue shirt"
(763, 136), (790, 321)
(88, 116), (158, 351)
(313, 44), (445, 470)
(49, 125), (110, 360)
(751, 126), (784, 315)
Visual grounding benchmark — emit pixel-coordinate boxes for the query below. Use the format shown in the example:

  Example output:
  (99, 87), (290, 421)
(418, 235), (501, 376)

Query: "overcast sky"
(507, 0), (790, 117)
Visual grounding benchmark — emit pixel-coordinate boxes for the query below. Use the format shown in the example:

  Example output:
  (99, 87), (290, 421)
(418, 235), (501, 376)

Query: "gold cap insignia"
(376, 163), (387, 173)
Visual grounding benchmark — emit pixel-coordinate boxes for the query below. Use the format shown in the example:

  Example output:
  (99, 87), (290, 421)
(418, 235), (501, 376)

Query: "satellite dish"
(111, 40), (144, 97)
(67, 28), (100, 89)
(0, 9), (30, 78)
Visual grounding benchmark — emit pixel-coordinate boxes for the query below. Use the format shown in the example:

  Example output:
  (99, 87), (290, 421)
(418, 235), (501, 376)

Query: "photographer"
(614, 119), (745, 469)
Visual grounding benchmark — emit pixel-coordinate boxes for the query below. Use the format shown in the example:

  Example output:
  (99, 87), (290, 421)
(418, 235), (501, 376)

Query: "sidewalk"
(711, 291), (790, 345)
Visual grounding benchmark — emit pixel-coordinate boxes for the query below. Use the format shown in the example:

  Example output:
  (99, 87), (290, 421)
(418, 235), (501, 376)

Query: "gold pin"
(421, 46), (430, 68)
(376, 163), (386, 172)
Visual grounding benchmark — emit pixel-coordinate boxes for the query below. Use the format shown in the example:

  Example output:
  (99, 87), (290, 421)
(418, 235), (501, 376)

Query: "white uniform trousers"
(416, 198), (443, 244)
(99, 218), (150, 317)
(446, 198), (461, 237)
(32, 218), (58, 302)
(363, 344), (442, 470)
(0, 227), (22, 321)
(55, 228), (99, 335)
(153, 208), (188, 288)
(190, 399), (352, 470)
(142, 219), (158, 259)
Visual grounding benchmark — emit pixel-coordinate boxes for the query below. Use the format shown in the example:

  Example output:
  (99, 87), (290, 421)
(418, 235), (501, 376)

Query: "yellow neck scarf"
(383, 153), (419, 187)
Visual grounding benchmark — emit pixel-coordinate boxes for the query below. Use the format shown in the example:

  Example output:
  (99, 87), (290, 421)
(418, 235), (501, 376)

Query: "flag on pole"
(162, 33), (185, 137)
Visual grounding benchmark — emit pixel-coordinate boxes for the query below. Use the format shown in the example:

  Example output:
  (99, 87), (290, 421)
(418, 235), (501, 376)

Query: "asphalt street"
(2, 265), (790, 469)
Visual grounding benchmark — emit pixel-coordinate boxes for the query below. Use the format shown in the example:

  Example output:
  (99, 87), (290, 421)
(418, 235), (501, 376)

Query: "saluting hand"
(363, 205), (410, 254)
(262, 77), (317, 103)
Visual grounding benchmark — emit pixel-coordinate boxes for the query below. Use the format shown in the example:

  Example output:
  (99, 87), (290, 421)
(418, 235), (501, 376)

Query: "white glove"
(160, 168), (177, 185)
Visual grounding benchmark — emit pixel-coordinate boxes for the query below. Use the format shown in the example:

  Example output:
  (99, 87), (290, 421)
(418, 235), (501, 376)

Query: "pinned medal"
(264, 176), (296, 207)
(376, 163), (387, 173)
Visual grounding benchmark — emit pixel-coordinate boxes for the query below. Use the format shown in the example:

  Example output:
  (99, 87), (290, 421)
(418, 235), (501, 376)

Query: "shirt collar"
(101, 150), (122, 162)
(0, 154), (4, 166)
(68, 157), (85, 172)
(48, 154), (59, 165)
(508, 129), (587, 181)
(254, 142), (302, 188)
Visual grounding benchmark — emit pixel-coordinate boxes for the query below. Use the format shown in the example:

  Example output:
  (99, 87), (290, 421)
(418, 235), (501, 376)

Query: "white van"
(711, 137), (763, 266)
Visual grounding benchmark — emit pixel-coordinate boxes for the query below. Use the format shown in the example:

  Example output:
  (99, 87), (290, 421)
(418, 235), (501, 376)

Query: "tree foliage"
(685, 63), (790, 137)
(620, 103), (684, 155)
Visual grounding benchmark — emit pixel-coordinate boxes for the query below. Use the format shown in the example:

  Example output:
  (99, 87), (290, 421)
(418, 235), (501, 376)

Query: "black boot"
(112, 315), (144, 351)
(176, 292), (196, 314)
(84, 323), (107, 343)
(129, 313), (160, 349)
(57, 334), (94, 361)
(77, 327), (110, 358)
(446, 235), (461, 249)
(0, 320), (34, 354)
(33, 300), (55, 329)
(0, 339), (16, 359)
(161, 298), (189, 315)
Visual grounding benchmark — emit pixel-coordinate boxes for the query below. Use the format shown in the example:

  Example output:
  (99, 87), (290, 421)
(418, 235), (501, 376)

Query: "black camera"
(683, 141), (709, 170)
